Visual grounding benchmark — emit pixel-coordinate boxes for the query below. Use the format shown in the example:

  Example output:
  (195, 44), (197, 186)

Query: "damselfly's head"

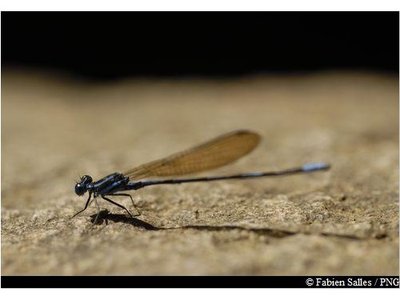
(75, 175), (93, 196)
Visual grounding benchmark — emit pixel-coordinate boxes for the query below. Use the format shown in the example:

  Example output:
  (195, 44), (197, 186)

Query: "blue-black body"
(72, 162), (330, 224)
(89, 173), (130, 196)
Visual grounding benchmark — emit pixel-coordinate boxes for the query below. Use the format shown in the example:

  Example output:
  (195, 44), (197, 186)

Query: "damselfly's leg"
(101, 195), (134, 218)
(110, 193), (135, 206)
(92, 197), (102, 224)
(107, 193), (141, 216)
(71, 192), (92, 219)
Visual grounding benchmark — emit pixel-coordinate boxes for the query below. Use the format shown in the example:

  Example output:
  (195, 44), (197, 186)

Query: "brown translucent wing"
(124, 130), (261, 180)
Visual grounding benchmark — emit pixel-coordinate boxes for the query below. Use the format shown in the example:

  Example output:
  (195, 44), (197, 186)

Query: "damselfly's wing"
(124, 130), (261, 180)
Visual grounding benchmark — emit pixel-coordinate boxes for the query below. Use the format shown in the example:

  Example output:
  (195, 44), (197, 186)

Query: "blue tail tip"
(302, 162), (331, 172)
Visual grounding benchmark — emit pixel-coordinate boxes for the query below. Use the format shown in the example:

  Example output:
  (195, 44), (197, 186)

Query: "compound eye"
(75, 183), (86, 196)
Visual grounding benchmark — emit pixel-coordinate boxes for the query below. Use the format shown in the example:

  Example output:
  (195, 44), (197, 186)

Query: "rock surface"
(2, 70), (398, 275)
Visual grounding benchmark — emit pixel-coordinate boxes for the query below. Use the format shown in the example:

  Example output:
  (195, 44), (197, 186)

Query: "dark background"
(2, 12), (399, 80)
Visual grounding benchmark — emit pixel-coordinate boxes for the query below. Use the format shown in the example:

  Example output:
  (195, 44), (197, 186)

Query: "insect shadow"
(90, 210), (367, 240)
(89, 209), (295, 238)
(90, 210), (158, 230)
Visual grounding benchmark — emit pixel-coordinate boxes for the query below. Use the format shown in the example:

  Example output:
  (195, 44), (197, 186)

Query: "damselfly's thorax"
(74, 172), (130, 197)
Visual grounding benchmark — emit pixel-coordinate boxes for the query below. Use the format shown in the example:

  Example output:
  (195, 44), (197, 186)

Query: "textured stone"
(2, 70), (398, 275)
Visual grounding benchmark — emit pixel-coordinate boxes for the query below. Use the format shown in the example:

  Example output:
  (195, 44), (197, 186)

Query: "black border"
(2, 11), (399, 79)
(2, 276), (399, 288)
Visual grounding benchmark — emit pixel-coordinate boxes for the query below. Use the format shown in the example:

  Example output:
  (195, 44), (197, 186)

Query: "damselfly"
(73, 130), (330, 223)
